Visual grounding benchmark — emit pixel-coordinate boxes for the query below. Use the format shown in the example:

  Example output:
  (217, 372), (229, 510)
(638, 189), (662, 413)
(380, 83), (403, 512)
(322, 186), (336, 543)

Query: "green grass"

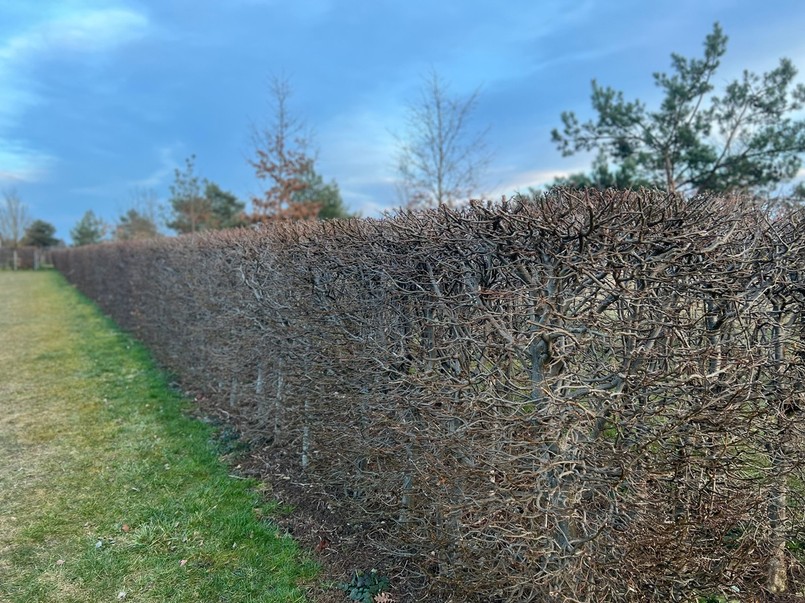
(0, 271), (316, 602)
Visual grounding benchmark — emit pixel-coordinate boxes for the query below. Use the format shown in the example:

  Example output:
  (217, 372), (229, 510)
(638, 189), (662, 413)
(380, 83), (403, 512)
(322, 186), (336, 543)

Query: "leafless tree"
(114, 188), (163, 241)
(0, 188), (31, 248)
(0, 189), (31, 269)
(396, 70), (490, 209)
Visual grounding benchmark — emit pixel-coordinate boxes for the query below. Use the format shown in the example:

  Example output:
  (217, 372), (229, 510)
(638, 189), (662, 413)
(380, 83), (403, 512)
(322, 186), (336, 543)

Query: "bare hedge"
(53, 189), (805, 601)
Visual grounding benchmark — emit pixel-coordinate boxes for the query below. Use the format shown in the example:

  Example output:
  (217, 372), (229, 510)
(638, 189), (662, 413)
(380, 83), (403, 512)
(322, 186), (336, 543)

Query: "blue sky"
(2, 0), (805, 242)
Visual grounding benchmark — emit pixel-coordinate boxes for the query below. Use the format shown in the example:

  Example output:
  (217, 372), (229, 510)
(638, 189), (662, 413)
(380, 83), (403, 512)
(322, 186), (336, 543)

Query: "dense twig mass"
(53, 189), (805, 601)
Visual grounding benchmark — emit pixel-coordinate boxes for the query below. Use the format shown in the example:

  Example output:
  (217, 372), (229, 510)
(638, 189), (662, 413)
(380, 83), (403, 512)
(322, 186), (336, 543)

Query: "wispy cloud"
(0, 8), (148, 63)
(487, 165), (589, 198)
(339, 190), (392, 218)
(128, 144), (182, 189)
(319, 106), (400, 204)
(0, 141), (55, 184)
(0, 4), (150, 183)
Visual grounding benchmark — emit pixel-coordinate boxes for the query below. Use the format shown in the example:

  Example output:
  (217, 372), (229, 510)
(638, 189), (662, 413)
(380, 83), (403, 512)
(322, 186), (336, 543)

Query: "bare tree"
(114, 188), (163, 241)
(396, 70), (490, 209)
(0, 189), (31, 269)
(249, 77), (319, 222)
(0, 188), (31, 247)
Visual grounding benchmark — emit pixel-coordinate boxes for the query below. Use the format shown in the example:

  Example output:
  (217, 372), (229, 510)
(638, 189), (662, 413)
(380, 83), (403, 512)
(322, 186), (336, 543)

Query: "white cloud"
(487, 166), (588, 198)
(318, 106), (400, 192)
(0, 5), (150, 183)
(127, 144), (181, 189)
(316, 102), (424, 216)
(0, 141), (56, 184)
(340, 191), (391, 218)
(0, 8), (148, 63)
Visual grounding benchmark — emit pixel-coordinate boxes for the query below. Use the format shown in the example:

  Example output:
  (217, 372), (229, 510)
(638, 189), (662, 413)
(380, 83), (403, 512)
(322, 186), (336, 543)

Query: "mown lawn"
(0, 271), (316, 602)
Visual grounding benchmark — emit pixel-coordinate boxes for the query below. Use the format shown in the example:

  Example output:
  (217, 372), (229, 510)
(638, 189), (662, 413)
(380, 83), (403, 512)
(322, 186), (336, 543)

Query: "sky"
(1, 0), (805, 243)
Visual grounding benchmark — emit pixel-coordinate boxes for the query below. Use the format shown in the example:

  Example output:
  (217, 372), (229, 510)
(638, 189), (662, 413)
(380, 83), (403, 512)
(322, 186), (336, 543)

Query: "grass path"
(0, 271), (315, 602)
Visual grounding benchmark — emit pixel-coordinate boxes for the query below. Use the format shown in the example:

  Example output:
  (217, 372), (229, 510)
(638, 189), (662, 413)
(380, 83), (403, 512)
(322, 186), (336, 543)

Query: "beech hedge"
(53, 189), (805, 601)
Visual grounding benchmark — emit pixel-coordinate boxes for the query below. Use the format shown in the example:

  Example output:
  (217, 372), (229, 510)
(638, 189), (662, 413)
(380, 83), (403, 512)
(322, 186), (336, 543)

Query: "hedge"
(53, 189), (805, 601)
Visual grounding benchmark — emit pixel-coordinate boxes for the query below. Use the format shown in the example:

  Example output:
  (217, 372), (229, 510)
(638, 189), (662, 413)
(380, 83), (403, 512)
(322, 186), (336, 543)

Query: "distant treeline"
(52, 189), (805, 602)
